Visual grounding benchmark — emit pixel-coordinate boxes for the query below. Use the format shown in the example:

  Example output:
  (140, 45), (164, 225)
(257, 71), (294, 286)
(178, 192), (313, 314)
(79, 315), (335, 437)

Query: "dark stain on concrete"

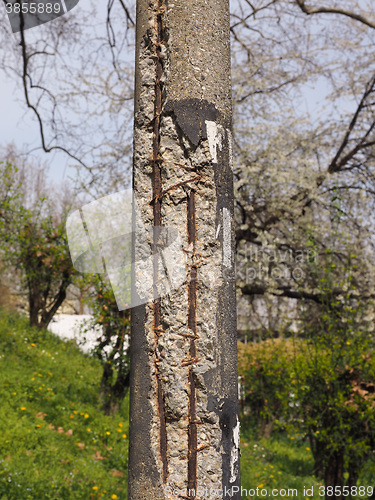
(165, 98), (218, 146)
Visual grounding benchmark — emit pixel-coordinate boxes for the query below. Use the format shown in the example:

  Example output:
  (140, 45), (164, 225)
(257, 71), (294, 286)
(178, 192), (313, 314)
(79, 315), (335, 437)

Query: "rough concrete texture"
(129, 0), (240, 498)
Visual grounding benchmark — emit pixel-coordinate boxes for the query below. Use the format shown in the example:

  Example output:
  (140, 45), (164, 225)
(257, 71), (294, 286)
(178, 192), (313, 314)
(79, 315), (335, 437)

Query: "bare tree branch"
(241, 283), (375, 304)
(117, 0), (135, 26)
(242, 283), (323, 303)
(328, 75), (375, 173)
(295, 0), (375, 30)
(18, 20), (88, 169)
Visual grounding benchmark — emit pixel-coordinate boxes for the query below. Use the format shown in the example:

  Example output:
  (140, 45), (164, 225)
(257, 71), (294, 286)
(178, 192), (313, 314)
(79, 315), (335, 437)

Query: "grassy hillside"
(3, 309), (368, 500)
(0, 310), (128, 499)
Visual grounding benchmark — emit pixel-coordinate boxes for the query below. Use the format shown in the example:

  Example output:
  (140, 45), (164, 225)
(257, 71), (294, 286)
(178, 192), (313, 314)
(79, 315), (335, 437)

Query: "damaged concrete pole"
(128, 0), (240, 498)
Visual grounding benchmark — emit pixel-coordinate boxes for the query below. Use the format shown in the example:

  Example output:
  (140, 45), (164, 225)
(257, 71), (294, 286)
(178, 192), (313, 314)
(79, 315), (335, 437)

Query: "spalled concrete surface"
(129, 0), (240, 498)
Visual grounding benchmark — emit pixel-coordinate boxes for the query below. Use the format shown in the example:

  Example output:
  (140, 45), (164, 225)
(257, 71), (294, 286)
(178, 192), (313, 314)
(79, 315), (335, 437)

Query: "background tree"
(231, 1), (375, 492)
(238, 191), (375, 492)
(232, 1), (375, 329)
(0, 160), (75, 329)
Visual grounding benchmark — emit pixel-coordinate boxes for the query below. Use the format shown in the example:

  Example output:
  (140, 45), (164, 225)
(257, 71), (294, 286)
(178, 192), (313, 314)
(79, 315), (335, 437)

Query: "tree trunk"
(129, 0), (240, 498)
(324, 450), (344, 500)
(29, 283), (41, 328)
(102, 370), (130, 416)
(99, 361), (114, 399)
(99, 321), (130, 415)
(310, 437), (325, 479)
(29, 274), (70, 330)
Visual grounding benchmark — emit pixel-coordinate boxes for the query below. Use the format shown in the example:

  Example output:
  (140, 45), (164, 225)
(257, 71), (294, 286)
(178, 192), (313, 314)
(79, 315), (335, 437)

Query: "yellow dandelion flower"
(122, 434), (127, 439)
(84, 413), (89, 419)
(111, 495), (118, 499)
(118, 423), (123, 428)
(92, 486), (98, 490)
(21, 407), (26, 411)
(106, 431), (110, 435)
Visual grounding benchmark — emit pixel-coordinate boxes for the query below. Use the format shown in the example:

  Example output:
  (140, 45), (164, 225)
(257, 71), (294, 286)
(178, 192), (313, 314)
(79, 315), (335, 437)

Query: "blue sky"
(0, 73), (72, 183)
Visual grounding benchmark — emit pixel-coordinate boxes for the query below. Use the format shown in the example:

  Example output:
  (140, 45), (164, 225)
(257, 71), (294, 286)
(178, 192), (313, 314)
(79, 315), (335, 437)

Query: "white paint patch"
(229, 416), (240, 483)
(205, 120), (223, 164)
(216, 223), (221, 240)
(227, 128), (233, 171)
(222, 207), (232, 268)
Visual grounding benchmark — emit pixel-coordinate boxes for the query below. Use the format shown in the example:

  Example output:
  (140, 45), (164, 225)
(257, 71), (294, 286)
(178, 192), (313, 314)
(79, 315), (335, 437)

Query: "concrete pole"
(129, 0), (240, 498)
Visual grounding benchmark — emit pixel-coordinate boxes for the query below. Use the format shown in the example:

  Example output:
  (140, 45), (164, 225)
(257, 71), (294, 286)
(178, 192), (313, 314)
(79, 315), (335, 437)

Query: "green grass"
(240, 425), (322, 499)
(0, 310), (128, 499)
(240, 422), (375, 499)
(1, 309), (373, 499)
